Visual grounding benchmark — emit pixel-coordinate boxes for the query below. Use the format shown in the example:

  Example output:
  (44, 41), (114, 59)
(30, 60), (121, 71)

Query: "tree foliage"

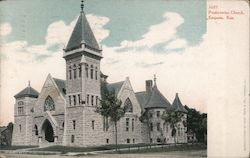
(96, 86), (125, 151)
(139, 109), (152, 144)
(184, 105), (207, 143)
(162, 111), (184, 144)
(0, 122), (13, 146)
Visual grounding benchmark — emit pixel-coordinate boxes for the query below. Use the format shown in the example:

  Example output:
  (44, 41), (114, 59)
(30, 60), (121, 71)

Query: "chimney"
(146, 80), (153, 93)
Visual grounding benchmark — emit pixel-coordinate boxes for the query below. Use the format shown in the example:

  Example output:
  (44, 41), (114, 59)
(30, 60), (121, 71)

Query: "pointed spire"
(172, 93), (188, 113)
(81, 0), (84, 12)
(28, 80), (30, 87)
(65, 1), (101, 52)
(154, 74), (157, 86)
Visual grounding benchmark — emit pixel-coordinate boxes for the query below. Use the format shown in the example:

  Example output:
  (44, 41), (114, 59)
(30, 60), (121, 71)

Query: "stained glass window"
(44, 96), (55, 111)
(124, 98), (133, 113)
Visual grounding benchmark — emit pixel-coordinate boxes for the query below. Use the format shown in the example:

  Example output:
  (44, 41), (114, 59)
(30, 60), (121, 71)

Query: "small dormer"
(14, 81), (39, 115)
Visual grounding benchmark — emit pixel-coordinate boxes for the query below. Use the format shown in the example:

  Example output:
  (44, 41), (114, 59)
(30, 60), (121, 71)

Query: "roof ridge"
(53, 77), (65, 81)
(135, 91), (146, 94)
(108, 80), (125, 85)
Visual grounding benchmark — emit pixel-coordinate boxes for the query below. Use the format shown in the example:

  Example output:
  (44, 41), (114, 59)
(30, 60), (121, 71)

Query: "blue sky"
(0, 0), (207, 125)
(0, 0), (206, 47)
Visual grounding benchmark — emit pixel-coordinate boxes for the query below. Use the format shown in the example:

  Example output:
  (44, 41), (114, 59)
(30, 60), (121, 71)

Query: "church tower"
(12, 81), (39, 145)
(63, 1), (103, 146)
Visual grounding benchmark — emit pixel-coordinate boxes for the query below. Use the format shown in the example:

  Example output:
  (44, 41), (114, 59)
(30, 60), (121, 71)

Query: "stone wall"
(12, 97), (37, 146)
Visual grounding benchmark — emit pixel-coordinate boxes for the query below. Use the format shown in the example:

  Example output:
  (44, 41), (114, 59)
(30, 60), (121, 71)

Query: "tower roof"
(144, 85), (171, 109)
(172, 93), (188, 113)
(14, 85), (39, 99)
(65, 11), (100, 52)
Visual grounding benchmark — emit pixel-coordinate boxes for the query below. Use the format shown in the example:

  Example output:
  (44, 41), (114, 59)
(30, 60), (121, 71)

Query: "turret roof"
(172, 93), (188, 113)
(14, 86), (39, 99)
(144, 85), (172, 109)
(65, 11), (100, 52)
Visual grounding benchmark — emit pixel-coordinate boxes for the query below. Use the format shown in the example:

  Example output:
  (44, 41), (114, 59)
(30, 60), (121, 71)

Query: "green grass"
(0, 145), (38, 150)
(112, 144), (207, 154)
(32, 143), (149, 154)
(32, 143), (206, 155)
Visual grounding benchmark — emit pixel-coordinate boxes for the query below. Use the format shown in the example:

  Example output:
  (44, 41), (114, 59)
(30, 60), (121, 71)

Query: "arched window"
(78, 64), (82, 78)
(34, 125), (38, 135)
(90, 65), (94, 79)
(69, 66), (72, 80)
(85, 64), (89, 78)
(62, 122), (64, 129)
(73, 64), (77, 79)
(71, 135), (74, 143)
(95, 67), (98, 80)
(44, 96), (55, 111)
(18, 101), (24, 105)
(124, 98), (133, 113)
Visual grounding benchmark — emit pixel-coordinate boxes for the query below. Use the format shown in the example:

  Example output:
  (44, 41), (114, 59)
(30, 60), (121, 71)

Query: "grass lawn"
(0, 150), (207, 158)
(32, 143), (206, 154)
(0, 145), (38, 150)
(112, 143), (207, 154)
(31, 143), (148, 153)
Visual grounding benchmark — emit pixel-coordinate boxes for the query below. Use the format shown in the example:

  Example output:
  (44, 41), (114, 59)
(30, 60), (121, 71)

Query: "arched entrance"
(42, 120), (54, 142)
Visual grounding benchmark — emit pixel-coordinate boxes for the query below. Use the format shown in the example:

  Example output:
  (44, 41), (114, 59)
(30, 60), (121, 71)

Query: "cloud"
(165, 38), (187, 50)
(86, 14), (110, 43)
(0, 14), (110, 125)
(2, 9), (247, 126)
(0, 23), (12, 37)
(117, 12), (187, 52)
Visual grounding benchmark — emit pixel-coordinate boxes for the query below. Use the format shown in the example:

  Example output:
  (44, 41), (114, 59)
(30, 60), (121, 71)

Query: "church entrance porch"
(39, 119), (58, 147)
(43, 120), (54, 142)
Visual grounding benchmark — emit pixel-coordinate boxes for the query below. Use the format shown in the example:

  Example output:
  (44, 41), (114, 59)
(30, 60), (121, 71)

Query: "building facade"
(12, 7), (188, 147)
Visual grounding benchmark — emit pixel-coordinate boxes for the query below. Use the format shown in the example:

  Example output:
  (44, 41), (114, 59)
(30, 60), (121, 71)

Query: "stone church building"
(12, 6), (188, 147)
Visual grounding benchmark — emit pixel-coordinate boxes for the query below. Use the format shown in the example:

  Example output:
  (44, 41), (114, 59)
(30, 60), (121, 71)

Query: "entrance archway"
(42, 120), (54, 142)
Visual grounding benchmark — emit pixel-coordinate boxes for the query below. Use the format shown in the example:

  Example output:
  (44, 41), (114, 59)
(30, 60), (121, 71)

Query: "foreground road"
(0, 150), (206, 158)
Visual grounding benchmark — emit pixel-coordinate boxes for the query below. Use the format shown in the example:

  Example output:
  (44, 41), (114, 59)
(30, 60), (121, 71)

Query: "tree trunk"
(147, 121), (151, 148)
(115, 121), (118, 151)
(192, 132), (194, 144)
(174, 135), (176, 146)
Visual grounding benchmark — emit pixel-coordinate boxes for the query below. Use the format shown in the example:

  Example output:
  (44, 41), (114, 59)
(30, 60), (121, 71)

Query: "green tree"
(0, 122), (13, 146)
(139, 109), (152, 145)
(96, 89), (125, 151)
(162, 111), (184, 144)
(185, 105), (207, 143)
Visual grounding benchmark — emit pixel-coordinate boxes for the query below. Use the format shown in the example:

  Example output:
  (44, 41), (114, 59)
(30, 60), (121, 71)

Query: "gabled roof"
(145, 85), (171, 109)
(135, 91), (148, 110)
(172, 93), (188, 113)
(53, 78), (66, 96)
(65, 11), (100, 52)
(106, 81), (124, 95)
(14, 86), (39, 99)
(0, 127), (7, 133)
